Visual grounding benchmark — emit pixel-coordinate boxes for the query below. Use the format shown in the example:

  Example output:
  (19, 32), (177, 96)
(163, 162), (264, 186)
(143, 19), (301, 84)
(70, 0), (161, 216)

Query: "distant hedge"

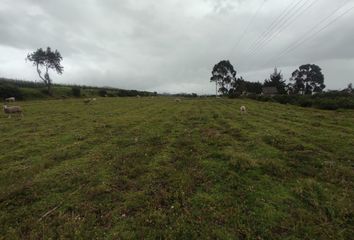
(0, 78), (157, 100)
(0, 83), (24, 100)
(72, 87), (81, 97)
(247, 92), (354, 110)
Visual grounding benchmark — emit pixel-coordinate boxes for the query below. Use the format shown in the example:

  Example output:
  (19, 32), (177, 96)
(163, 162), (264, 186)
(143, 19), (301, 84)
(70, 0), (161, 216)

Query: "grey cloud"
(0, 0), (353, 93)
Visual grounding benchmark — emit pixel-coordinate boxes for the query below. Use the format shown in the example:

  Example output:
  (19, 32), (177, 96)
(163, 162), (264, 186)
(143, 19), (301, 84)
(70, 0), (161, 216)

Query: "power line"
(261, 2), (354, 68)
(230, 0), (267, 56)
(263, 0), (321, 49)
(248, 0), (310, 57)
(246, 1), (298, 51)
(246, 0), (305, 55)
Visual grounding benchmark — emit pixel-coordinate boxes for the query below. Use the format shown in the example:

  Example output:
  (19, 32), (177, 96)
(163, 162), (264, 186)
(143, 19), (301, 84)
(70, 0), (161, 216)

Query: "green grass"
(0, 98), (353, 239)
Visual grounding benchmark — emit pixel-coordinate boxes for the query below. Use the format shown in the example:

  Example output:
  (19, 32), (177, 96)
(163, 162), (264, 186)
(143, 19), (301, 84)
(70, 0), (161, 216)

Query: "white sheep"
(83, 98), (97, 104)
(5, 97), (15, 102)
(3, 105), (23, 118)
(240, 105), (247, 114)
(175, 98), (181, 102)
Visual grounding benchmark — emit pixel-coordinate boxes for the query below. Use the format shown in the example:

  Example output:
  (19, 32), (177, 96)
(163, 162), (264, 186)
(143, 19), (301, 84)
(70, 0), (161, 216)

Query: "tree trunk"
(47, 83), (52, 96)
(36, 63), (52, 95)
(45, 66), (53, 96)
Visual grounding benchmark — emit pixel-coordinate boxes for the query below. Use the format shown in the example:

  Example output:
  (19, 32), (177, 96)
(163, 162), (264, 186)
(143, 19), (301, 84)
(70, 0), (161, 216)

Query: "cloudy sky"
(0, 0), (353, 94)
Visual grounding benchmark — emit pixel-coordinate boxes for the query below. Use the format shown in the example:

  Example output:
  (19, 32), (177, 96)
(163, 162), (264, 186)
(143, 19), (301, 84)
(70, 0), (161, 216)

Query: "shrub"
(228, 92), (241, 99)
(257, 96), (272, 102)
(297, 97), (313, 108)
(313, 99), (339, 110)
(336, 98), (354, 109)
(273, 95), (295, 105)
(246, 93), (258, 100)
(247, 93), (354, 110)
(41, 88), (50, 95)
(0, 83), (23, 100)
(98, 89), (108, 97)
(21, 88), (47, 100)
(72, 87), (81, 97)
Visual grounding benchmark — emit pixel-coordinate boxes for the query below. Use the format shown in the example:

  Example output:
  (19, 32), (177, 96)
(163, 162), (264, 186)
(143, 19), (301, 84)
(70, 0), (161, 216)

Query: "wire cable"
(246, 0), (306, 55)
(248, 0), (310, 57)
(261, 3), (354, 67)
(229, 0), (267, 55)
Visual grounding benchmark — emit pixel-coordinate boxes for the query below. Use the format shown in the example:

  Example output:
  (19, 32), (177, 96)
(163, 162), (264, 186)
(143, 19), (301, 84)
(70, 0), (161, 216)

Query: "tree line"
(210, 60), (329, 97)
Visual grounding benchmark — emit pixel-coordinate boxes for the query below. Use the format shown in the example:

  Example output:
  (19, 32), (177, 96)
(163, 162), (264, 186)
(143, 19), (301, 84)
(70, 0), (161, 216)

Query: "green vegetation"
(0, 78), (157, 100)
(250, 92), (354, 110)
(0, 98), (353, 239)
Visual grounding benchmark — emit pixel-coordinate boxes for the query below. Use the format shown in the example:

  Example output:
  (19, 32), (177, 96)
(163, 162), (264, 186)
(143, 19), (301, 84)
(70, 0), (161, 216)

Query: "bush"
(335, 98), (354, 109)
(41, 88), (50, 95)
(98, 89), (108, 97)
(273, 95), (295, 105)
(247, 93), (354, 110)
(314, 91), (352, 99)
(228, 92), (241, 99)
(0, 83), (23, 100)
(297, 97), (313, 108)
(313, 99), (338, 110)
(20, 88), (47, 100)
(257, 96), (272, 102)
(246, 93), (258, 100)
(72, 87), (81, 97)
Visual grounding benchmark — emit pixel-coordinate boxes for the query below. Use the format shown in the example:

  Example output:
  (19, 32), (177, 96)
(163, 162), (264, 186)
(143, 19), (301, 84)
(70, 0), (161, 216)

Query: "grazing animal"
(3, 105), (23, 118)
(5, 97), (15, 102)
(240, 105), (247, 114)
(84, 98), (97, 104)
(175, 98), (181, 102)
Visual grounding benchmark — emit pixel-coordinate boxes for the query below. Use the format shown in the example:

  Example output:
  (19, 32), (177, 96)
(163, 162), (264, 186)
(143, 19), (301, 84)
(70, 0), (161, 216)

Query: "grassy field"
(0, 97), (353, 239)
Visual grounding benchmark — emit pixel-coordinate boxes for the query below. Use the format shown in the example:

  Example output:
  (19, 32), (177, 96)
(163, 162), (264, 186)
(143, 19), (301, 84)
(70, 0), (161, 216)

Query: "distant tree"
(98, 89), (108, 97)
(286, 83), (295, 95)
(228, 77), (263, 97)
(245, 81), (263, 94)
(345, 83), (353, 94)
(0, 83), (23, 100)
(210, 60), (236, 96)
(229, 77), (246, 96)
(26, 47), (63, 95)
(264, 67), (286, 94)
(290, 64), (325, 95)
(71, 86), (81, 97)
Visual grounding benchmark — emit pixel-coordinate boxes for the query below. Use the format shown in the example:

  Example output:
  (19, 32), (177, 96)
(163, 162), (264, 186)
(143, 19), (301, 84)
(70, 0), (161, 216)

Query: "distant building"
(262, 87), (278, 96)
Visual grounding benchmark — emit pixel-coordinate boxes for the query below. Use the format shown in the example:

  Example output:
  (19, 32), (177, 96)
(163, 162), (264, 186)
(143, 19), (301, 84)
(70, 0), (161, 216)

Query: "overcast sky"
(0, 0), (353, 94)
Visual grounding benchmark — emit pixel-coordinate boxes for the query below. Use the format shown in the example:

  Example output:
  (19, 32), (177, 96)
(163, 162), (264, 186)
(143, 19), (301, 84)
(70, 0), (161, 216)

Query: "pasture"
(0, 97), (353, 239)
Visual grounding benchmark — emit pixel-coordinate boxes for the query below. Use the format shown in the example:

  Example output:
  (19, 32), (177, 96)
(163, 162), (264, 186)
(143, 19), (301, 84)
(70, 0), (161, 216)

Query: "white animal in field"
(240, 105), (247, 114)
(5, 97), (15, 102)
(175, 98), (181, 102)
(83, 98), (96, 104)
(3, 105), (23, 118)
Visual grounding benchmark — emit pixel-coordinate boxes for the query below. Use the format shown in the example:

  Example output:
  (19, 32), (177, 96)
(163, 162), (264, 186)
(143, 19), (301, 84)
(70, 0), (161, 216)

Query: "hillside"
(0, 78), (157, 100)
(0, 98), (353, 239)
